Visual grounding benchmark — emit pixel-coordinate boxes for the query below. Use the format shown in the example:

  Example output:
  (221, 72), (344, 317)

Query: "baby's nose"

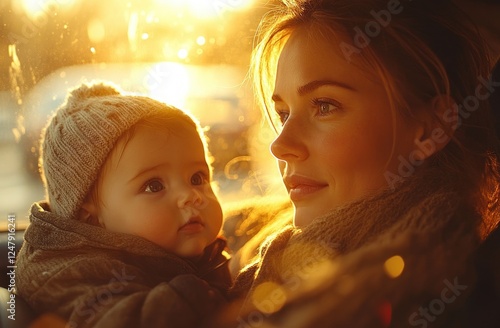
(177, 187), (206, 209)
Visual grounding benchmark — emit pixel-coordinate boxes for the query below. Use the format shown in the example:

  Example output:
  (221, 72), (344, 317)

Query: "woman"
(222, 0), (500, 327)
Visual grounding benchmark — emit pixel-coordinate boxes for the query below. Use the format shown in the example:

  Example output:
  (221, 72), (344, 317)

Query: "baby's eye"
(191, 172), (207, 186)
(144, 180), (164, 193)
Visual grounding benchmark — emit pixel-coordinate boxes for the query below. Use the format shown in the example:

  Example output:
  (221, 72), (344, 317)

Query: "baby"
(16, 82), (231, 327)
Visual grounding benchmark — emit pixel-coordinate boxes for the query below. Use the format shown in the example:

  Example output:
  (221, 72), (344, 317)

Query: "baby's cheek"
(209, 206), (223, 233)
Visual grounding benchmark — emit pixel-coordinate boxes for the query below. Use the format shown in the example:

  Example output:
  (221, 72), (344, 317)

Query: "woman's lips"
(284, 175), (328, 201)
(179, 217), (204, 234)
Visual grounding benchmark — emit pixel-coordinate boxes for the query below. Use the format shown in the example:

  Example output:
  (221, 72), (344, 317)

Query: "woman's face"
(271, 29), (422, 227)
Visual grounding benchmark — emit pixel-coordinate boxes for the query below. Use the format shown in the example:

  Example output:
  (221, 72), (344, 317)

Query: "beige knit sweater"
(223, 167), (491, 327)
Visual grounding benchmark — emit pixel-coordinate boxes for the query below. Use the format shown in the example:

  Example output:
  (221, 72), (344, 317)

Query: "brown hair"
(252, 0), (500, 237)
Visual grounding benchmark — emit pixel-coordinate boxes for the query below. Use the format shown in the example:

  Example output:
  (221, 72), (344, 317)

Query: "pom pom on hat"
(40, 81), (172, 219)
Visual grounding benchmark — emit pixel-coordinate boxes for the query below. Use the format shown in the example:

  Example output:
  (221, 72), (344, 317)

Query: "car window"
(0, 0), (285, 230)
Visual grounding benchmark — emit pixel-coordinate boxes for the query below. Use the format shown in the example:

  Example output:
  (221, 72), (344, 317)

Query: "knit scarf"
(237, 166), (480, 320)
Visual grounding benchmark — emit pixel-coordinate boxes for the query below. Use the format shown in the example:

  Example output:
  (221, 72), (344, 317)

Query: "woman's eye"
(313, 99), (341, 116)
(144, 180), (164, 193)
(276, 110), (289, 125)
(191, 172), (207, 185)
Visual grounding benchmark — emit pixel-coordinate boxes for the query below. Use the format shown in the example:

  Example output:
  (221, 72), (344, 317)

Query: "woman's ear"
(412, 95), (458, 160)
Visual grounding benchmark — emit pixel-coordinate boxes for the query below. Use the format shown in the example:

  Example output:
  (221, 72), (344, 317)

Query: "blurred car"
(20, 61), (268, 202)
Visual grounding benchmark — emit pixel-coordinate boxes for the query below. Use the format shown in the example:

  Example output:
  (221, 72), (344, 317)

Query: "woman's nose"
(177, 187), (206, 209)
(270, 117), (308, 162)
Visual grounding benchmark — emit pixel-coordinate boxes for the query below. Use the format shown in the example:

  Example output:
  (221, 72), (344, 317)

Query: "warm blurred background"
(0, 0), (286, 230)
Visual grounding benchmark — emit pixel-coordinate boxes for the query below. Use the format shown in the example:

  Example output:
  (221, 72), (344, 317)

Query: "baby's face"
(91, 122), (222, 258)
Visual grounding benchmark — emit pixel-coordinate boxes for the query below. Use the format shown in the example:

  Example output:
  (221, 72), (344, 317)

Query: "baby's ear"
(79, 199), (100, 226)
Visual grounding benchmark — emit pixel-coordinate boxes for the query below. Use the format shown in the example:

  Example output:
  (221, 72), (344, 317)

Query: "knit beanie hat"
(40, 81), (179, 219)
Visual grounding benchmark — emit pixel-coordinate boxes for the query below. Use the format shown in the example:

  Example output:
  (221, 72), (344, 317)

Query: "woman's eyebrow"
(297, 80), (357, 95)
(272, 79), (356, 102)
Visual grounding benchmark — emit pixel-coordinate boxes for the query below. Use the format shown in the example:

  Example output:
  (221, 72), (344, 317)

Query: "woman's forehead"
(281, 24), (381, 68)
(274, 28), (380, 95)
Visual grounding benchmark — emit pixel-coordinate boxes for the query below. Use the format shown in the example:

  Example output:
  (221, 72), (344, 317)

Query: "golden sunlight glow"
(196, 36), (206, 46)
(87, 19), (105, 43)
(384, 255), (405, 278)
(20, 0), (41, 16)
(177, 49), (188, 60)
(146, 13), (156, 24)
(20, 0), (76, 19)
(252, 282), (286, 314)
(154, 0), (254, 19)
(128, 12), (139, 49)
(145, 63), (190, 110)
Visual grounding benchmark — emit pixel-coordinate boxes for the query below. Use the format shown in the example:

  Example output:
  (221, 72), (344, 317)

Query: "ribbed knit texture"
(40, 82), (178, 220)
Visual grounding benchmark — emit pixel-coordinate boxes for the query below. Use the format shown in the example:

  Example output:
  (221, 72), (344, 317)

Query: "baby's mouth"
(178, 216), (205, 233)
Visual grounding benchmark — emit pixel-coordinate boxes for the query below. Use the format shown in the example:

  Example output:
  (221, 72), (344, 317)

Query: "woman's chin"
(293, 206), (330, 227)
